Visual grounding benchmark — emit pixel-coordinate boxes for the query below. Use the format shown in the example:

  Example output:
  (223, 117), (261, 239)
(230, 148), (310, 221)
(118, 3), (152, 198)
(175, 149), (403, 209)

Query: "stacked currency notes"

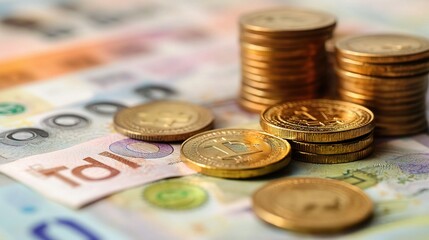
(238, 8), (336, 112)
(335, 34), (429, 136)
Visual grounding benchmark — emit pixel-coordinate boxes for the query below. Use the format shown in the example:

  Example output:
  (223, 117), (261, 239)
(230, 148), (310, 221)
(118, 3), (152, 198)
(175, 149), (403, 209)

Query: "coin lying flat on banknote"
(260, 99), (375, 142)
(114, 100), (214, 141)
(180, 128), (291, 178)
(252, 177), (373, 233)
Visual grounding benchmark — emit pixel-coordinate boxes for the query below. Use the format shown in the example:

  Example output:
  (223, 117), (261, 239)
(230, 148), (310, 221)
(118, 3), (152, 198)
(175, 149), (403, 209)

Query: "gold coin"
(180, 128), (292, 178)
(376, 121), (427, 137)
(238, 98), (271, 113)
(240, 92), (319, 105)
(337, 88), (425, 105)
(240, 34), (331, 47)
(241, 84), (319, 97)
(240, 8), (336, 34)
(242, 64), (326, 75)
(241, 50), (323, 61)
(114, 100), (214, 141)
(252, 177), (373, 233)
(337, 75), (428, 93)
(293, 145), (373, 164)
(336, 57), (429, 77)
(242, 77), (318, 89)
(242, 57), (324, 69)
(290, 132), (373, 155)
(242, 71), (321, 82)
(376, 112), (426, 124)
(338, 80), (427, 98)
(260, 99), (375, 142)
(241, 42), (324, 53)
(335, 34), (429, 63)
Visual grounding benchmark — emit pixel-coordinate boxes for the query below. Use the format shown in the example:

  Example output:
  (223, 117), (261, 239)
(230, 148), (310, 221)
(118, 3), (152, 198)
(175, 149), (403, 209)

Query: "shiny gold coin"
(114, 100), (214, 141)
(238, 98), (271, 113)
(241, 50), (324, 61)
(242, 64), (326, 75)
(242, 57), (325, 69)
(241, 84), (319, 97)
(241, 42), (324, 53)
(252, 177), (373, 233)
(376, 112), (427, 124)
(337, 88), (425, 105)
(260, 99), (375, 142)
(240, 8), (336, 34)
(241, 92), (319, 105)
(242, 78), (319, 90)
(336, 57), (429, 77)
(338, 80), (427, 97)
(240, 34), (331, 47)
(290, 132), (373, 155)
(335, 68), (428, 89)
(335, 34), (429, 63)
(293, 145), (373, 164)
(376, 120), (427, 137)
(337, 75), (428, 93)
(242, 71), (321, 83)
(180, 128), (292, 178)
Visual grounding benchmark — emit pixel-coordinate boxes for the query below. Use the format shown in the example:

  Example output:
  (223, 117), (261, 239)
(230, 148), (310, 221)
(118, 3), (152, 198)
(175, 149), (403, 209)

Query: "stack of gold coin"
(114, 100), (214, 141)
(260, 99), (375, 163)
(335, 34), (429, 136)
(180, 128), (292, 178)
(238, 8), (336, 112)
(252, 177), (373, 233)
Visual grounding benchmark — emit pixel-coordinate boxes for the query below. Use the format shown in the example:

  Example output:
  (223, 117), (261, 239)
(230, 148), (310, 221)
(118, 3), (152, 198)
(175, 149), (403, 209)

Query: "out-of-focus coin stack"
(335, 34), (429, 136)
(238, 8), (336, 112)
(260, 99), (375, 164)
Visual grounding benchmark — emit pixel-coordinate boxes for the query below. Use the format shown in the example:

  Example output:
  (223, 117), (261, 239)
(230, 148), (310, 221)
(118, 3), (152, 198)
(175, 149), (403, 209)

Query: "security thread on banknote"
(114, 100), (214, 142)
(260, 99), (375, 164)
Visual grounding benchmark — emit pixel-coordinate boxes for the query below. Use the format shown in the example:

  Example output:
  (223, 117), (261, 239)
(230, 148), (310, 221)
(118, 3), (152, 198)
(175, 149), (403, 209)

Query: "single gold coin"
(260, 99), (375, 142)
(242, 77), (318, 89)
(238, 97), (271, 113)
(335, 34), (429, 63)
(241, 84), (319, 97)
(240, 8), (336, 34)
(337, 75), (428, 93)
(240, 92), (319, 105)
(114, 100), (214, 141)
(336, 57), (429, 77)
(180, 128), (292, 178)
(242, 70), (321, 82)
(376, 112), (426, 124)
(338, 80), (427, 98)
(240, 34), (331, 47)
(293, 145), (373, 164)
(252, 177), (373, 233)
(290, 132), (373, 155)
(337, 88), (425, 105)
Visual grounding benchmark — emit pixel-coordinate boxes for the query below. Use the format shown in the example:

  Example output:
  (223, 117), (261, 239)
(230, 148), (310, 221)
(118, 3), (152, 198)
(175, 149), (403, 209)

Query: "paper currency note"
(0, 183), (129, 239)
(0, 134), (194, 208)
(100, 137), (429, 239)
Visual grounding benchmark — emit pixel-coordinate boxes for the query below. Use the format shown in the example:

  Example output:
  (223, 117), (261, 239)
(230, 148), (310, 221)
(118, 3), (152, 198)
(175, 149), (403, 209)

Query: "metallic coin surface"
(114, 100), (214, 141)
(252, 177), (373, 233)
(260, 99), (374, 142)
(290, 132), (373, 155)
(293, 145), (373, 164)
(240, 8), (336, 33)
(335, 34), (429, 63)
(180, 128), (291, 178)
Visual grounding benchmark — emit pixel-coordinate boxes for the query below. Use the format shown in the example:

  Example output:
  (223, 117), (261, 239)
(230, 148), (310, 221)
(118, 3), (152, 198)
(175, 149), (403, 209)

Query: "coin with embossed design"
(260, 99), (374, 142)
(180, 128), (291, 178)
(335, 34), (429, 63)
(114, 100), (214, 141)
(252, 177), (373, 233)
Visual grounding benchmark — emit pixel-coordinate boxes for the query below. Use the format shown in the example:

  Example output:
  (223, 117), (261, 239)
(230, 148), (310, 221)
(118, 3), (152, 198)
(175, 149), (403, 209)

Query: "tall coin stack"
(238, 8), (336, 112)
(335, 34), (429, 136)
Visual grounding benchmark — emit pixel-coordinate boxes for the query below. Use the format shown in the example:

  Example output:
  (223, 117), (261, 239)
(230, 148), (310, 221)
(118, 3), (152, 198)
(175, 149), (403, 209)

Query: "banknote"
(0, 134), (195, 208)
(0, 183), (129, 239)
(100, 137), (429, 239)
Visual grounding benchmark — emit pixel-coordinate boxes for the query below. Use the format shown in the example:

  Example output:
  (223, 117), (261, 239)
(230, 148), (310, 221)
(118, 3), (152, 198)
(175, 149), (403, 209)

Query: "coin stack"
(335, 34), (429, 136)
(260, 99), (375, 163)
(238, 8), (336, 112)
